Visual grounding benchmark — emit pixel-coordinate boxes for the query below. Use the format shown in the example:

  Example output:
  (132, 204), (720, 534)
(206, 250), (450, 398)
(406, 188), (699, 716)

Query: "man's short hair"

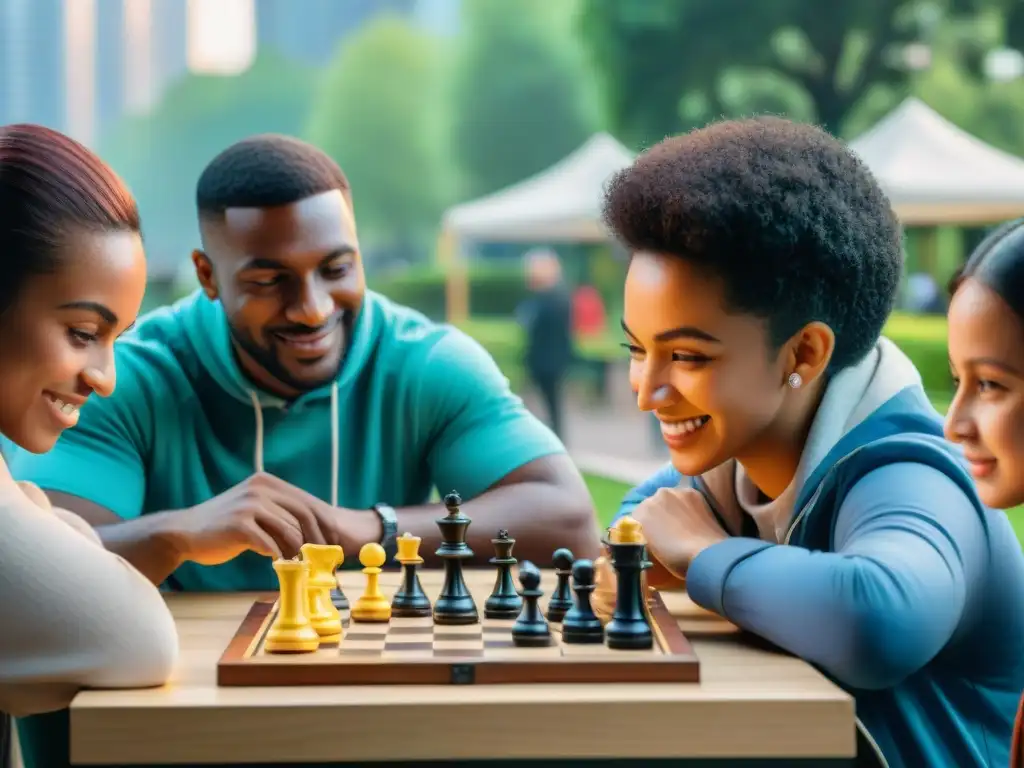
(195, 134), (351, 220)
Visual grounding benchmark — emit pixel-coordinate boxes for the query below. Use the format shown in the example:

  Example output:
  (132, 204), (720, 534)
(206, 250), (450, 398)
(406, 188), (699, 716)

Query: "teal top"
(6, 289), (566, 591)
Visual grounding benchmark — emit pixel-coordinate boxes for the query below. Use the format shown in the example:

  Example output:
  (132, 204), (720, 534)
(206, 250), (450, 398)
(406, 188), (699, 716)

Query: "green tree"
(306, 16), (449, 259)
(577, 0), (935, 145)
(908, 13), (1024, 157)
(447, 0), (604, 200)
(99, 52), (318, 281)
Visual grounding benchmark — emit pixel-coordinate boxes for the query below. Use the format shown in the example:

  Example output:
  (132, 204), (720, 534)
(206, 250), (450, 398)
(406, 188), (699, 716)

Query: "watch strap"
(372, 503), (398, 560)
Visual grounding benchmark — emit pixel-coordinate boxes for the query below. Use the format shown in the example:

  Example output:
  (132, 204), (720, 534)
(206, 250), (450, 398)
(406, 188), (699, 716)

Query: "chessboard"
(217, 493), (701, 687)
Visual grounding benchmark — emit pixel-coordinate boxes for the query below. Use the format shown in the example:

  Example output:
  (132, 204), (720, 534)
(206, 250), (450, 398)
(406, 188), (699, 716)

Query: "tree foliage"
(577, 0), (935, 144)
(447, 0), (604, 200)
(99, 52), (317, 278)
(306, 16), (450, 259)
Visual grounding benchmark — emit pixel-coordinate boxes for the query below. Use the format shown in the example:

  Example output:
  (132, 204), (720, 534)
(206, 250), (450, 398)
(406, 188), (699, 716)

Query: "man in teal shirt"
(7, 134), (600, 595)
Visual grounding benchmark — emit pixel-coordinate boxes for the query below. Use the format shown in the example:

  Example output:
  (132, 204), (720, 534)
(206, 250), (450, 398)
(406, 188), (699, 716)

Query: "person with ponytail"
(944, 218), (1024, 767)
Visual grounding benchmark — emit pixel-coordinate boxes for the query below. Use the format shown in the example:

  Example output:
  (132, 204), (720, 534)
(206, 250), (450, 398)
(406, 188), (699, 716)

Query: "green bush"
(884, 312), (950, 397)
(369, 262), (529, 321)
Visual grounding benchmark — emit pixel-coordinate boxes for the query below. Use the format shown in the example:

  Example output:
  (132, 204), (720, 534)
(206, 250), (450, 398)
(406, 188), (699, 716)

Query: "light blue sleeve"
(685, 461), (983, 690)
(611, 463), (684, 525)
(5, 344), (153, 520)
(414, 328), (566, 500)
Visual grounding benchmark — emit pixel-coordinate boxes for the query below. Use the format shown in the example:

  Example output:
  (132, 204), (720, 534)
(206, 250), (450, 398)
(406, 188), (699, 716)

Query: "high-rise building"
(0, 0), (187, 145)
(0, 0), (458, 145)
(0, 0), (66, 131)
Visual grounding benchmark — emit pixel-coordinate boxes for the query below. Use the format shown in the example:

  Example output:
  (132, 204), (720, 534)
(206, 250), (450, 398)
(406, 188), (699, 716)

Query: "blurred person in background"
(516, 248), (574, 439)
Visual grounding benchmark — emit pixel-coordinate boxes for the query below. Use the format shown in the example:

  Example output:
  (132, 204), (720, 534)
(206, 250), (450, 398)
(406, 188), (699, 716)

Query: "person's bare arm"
(48, 451), (602, 582)
(357, 454), (602, 565)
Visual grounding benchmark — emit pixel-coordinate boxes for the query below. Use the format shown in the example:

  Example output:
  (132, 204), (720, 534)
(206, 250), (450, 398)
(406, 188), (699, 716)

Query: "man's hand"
(631, 486), (731, 579)
(169, 472), (377, 565)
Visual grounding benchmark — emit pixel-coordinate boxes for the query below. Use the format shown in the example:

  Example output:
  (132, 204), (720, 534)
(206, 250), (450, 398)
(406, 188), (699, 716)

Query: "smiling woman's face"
(945, 277), (1024, 509)
(622, 251), (796, 477)
(0, 228), (146, 453)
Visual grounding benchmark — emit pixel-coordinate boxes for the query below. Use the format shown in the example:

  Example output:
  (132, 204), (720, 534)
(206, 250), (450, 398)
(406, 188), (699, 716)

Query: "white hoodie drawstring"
(250, 390), (264, 473)
(249, 384), (339, 507)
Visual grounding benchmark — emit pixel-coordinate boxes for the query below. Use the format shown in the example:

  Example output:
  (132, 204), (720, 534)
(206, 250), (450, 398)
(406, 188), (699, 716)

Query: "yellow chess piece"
(300, 543), (344, 644)
(396, 532), (422, 564)
(350, 542), (391, 622)
(264, 558), (321, 653)
(610, 515), (645, 544)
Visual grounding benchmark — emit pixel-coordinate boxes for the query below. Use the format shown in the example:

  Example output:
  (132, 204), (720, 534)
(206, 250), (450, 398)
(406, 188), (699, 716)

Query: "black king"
(432, 491), (480, 625)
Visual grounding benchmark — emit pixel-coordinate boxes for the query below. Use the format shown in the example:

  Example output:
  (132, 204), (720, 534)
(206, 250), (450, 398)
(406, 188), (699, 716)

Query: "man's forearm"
(94, 512), (188, 585)
(391, 481), (601, 565)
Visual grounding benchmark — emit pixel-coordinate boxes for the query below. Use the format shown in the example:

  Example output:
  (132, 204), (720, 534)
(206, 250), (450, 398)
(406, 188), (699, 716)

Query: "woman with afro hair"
(597, 116), (1024, 768)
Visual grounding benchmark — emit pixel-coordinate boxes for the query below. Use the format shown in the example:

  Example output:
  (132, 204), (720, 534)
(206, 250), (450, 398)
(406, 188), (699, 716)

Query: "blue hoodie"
(614, 338), (1024, 768)
(5, 289), (567, 591)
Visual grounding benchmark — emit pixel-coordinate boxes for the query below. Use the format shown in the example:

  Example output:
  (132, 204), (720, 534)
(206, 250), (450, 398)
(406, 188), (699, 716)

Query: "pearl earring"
(788, 372), (802, 389)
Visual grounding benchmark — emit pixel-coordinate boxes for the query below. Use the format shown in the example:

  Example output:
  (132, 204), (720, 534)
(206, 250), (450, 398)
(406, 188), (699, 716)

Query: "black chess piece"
(511, 560), (551, 647)
(560, 559), (604, 644)
(330, 576), (349, 611)
(433, 491), (479, 625)
(545, 547), (575, 622)
(391, 552), (432, 619)
(604, 528), (653, 650)
(484, 529), (522, 619)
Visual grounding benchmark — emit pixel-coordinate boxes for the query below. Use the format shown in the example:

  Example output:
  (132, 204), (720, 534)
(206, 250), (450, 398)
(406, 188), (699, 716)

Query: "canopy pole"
(438, 228), (468, 324)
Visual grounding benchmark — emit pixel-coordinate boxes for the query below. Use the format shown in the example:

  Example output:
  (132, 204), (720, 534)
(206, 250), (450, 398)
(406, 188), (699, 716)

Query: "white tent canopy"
(850, 97), (1024, 225)
(441, 132), (636, 242)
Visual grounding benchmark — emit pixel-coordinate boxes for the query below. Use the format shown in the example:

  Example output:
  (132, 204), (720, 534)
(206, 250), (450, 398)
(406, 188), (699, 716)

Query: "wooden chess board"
(217, 569), (701, 687)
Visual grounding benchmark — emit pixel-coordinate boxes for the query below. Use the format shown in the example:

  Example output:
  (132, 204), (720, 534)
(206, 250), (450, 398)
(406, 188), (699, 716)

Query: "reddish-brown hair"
(0, 123), (141, 314)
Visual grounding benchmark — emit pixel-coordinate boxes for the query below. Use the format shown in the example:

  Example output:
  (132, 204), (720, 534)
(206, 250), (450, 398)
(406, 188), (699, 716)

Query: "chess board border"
(216, 591), (700, 687)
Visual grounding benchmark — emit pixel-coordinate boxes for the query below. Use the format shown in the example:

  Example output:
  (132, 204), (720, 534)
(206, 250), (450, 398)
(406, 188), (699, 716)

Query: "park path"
(518, 364), (670, 484)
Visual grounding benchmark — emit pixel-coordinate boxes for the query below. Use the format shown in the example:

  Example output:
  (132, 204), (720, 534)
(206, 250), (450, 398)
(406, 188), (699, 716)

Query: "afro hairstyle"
(602, 115), (903, 372)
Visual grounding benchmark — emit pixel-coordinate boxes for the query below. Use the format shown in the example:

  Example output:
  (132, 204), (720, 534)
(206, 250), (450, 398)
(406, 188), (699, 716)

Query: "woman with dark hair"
(0, 124), (177, 759)
(944, 218), (1024, 767)
(593, 117), (1024, 767)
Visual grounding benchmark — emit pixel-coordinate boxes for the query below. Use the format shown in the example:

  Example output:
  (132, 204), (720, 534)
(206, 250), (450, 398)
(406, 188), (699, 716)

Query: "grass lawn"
(582, 472), (631, 529)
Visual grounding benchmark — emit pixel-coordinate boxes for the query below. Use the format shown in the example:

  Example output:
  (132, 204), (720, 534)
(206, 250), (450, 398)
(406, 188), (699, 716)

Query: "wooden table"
(68, 569), (856, 766)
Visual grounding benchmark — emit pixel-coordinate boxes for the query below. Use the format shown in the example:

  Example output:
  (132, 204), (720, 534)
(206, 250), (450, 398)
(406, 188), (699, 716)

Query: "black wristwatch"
(372, 503), (398, 560)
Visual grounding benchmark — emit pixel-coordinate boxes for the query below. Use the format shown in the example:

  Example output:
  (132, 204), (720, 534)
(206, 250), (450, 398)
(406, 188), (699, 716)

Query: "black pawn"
(560, 559), (604, 644)
(604, 533), (653, 650)
(391, 558), (431, 619)
(512, 561), (551, 647)
(545, 547), (575, 622)
(485, 529), (522, 619)
(433, 491), (479, 625)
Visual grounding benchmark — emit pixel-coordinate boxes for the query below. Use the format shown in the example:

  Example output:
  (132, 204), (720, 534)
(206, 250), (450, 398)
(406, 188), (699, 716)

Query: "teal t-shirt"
(6, 289), (565, 591)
